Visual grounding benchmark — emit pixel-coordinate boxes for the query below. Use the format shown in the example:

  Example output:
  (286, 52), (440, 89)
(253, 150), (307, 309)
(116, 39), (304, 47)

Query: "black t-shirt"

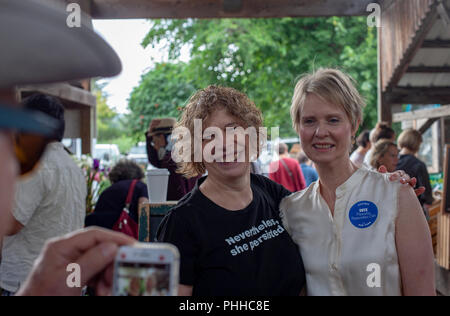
(397, 154), (433, 206)
(157, 174), (306, 296)
(85, 180), (148, 229)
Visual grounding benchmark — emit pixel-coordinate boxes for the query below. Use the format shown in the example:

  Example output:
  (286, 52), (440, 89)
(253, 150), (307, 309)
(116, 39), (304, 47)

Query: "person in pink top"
(269, 143), (306, 192)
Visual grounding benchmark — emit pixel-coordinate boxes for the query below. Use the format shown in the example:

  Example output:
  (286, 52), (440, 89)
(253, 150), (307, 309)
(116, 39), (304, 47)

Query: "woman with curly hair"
(85, 159), (149, 231)
(157, 85), (306, 296)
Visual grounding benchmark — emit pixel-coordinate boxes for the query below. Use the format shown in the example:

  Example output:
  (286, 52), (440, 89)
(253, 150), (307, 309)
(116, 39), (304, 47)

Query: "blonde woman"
(281, 68), (435, 296)
(370, 139), (399, 172)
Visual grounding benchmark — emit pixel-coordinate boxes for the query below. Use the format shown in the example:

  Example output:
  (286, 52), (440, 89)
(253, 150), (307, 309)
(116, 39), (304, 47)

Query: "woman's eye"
(329, 118), (340, 123)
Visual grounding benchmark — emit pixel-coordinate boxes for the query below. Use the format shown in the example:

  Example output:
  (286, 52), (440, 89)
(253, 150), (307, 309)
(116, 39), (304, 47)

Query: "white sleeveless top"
(280, 167), (402, 296)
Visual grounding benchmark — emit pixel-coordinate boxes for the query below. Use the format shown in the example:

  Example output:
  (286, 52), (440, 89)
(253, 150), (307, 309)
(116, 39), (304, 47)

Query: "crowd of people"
(0, 0), (437, 296)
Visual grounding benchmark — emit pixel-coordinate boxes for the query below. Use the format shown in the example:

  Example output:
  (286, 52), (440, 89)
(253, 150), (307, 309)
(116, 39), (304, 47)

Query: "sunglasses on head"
(0, 103), (62, 176)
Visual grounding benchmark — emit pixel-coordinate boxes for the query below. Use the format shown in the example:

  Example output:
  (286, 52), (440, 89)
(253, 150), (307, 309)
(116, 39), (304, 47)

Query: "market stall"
(62, 0), (450, 294)
(378, 2), (450, 289)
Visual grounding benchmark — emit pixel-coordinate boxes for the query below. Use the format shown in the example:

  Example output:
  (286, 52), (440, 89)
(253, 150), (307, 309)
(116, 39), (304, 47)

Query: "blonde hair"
(398, 129), (422, 153)
(291, 68), (365, 134)
(370, 139), (398, 169)
(176, 85), (263, 178)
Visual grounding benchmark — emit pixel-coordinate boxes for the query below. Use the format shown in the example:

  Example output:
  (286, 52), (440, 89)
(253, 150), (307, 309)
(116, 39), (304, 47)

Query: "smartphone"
(112, 243), (180, 296)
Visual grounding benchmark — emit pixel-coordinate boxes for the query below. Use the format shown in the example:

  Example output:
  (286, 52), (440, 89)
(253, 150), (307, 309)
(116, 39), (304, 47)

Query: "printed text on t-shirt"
(225, 219), (285, 256)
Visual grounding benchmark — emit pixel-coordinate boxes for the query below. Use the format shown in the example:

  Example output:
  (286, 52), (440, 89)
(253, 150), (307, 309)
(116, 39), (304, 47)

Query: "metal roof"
(397, 0), (450, 90)
(398, 0), (450, 87)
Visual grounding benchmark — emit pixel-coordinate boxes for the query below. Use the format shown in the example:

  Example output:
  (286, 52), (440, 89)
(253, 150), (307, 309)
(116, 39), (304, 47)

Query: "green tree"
(93, 81), (120, 141)
(139, 17), (378, 137)
(93, 81), (135, 153)
(127, 62), (197, 140)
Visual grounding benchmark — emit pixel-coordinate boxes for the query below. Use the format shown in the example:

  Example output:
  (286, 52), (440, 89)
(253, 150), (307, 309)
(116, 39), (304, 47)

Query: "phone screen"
(113, 244), (179, 296)
(115, 262), (171, 296)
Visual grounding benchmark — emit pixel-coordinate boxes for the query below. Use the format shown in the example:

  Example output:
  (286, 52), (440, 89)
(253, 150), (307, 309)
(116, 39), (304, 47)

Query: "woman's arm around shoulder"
(395, 184), (436, 296)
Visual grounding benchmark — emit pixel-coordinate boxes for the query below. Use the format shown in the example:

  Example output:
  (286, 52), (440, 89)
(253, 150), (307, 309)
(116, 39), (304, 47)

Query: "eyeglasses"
(0, 103), (62, 176)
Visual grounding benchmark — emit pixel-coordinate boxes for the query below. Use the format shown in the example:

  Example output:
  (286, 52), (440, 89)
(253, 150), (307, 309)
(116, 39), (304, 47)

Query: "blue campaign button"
(349, 201), (378, 229)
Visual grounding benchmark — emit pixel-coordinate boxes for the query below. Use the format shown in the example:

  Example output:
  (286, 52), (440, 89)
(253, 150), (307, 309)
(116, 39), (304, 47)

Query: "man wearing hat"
(146, 118), (199, 201)
(0, 0), (134, 296)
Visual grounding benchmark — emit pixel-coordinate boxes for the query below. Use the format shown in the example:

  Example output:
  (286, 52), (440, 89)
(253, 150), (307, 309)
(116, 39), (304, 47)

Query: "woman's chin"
(305, 153), (335, 165)
(210, 161), (249, 178)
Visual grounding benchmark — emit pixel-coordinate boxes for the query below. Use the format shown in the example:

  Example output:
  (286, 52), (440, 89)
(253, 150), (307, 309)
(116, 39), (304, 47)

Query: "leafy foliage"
(127, 62), (197, 140)
(94, 81), (127, 141)
(74, 155), (111, 215)
(131, 17), (378, 137)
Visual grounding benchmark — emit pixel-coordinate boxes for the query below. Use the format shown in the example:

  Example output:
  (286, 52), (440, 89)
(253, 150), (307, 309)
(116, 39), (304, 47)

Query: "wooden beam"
(422, 39), (450, 48)
(417, 117), (439, 134)
(89, 0), (377, 19)
(386, 87), (450, 104)
(18, 83), (96, 108)
(407, 66), (450, 73)
(392, 105), (450, 122)
(379, 0), (396, 11)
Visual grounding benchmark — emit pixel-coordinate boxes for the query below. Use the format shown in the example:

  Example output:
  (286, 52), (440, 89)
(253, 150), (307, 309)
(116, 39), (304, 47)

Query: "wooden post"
(437, 145), (450, 269)
(138, 202), (177, 242)
(377, 16), (392, 124)
(80, 106), (93, 154)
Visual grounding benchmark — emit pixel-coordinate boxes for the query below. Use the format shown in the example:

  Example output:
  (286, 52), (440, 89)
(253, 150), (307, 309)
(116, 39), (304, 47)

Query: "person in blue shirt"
(297, 152), (318, 186)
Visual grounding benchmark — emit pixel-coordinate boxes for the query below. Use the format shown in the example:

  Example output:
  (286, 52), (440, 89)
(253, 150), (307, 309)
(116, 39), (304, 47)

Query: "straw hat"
(0, 0), (122, 88)
(147, 118), (177, 136)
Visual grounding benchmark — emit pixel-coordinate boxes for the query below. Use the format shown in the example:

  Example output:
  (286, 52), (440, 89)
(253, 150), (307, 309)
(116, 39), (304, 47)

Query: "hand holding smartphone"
(112, 243), (180, 296)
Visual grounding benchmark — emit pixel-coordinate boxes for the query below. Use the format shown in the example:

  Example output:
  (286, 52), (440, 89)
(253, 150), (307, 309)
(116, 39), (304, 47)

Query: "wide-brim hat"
(0, 0), (122, 88)
(147, 117), (177, 136)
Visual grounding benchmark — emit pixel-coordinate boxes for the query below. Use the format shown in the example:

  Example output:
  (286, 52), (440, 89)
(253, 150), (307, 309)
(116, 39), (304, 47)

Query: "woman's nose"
(314, 122), (329, 138)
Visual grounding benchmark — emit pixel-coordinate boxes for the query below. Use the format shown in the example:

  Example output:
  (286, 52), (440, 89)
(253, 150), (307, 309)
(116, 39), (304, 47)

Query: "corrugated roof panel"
(399, 73), (430, 86)
(431, 73), (450, 86)
(410, 48), (450, 66)
(398, 73), (450, 87)
(398, 3), (450, 89)
(425, 18), (450, 40)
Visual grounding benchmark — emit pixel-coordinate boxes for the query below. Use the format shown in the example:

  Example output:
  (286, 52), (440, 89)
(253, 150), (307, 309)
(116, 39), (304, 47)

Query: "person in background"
(0, 94), (86, 295)
(250, 160), (263, 175)
(297, 152), (318, 187)
(370, 139), (399, 172)
(350, 129), (371, 168)
(146, 118), (199, 201)
(0, 0), (135, 296)
(364, 122), (395, 166)
(85, 159), (149, 231)
(396, 129), (433, 218)
(269, 143), (306, 192)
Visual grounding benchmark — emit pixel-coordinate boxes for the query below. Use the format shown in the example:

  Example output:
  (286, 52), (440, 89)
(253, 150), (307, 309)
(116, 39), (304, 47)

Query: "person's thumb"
(76, 242), (119, 287)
